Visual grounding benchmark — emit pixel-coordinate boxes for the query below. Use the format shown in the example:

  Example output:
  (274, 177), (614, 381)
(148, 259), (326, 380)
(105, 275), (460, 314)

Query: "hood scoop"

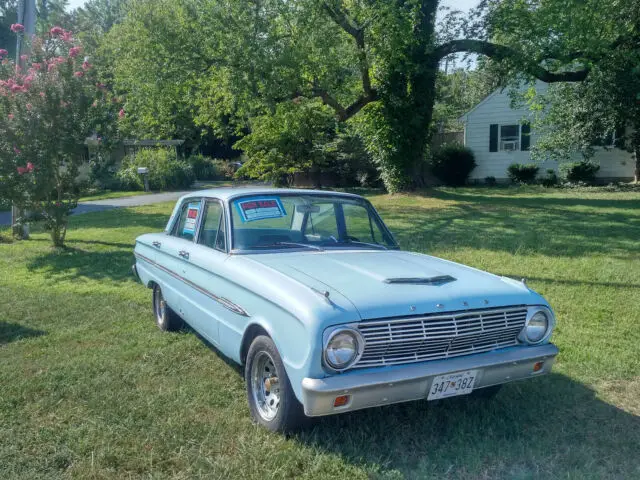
(383, 275), (457, 286)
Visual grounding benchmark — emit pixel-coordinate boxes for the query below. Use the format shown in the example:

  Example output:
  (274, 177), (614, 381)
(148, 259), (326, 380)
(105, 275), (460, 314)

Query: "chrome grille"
(354, 307), (527, 369)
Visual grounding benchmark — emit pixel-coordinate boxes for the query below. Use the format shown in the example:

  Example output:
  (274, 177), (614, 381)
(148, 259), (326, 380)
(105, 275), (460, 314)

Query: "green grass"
(1, 186), (639, 479)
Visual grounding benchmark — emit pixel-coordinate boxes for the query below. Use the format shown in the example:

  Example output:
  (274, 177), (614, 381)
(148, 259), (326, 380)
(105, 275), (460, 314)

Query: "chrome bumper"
(301, 344), (558, 417)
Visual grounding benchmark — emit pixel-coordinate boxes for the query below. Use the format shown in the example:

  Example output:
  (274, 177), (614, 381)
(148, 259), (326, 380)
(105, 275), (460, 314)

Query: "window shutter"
(521, 123), (531, 151)
(489, 124), (498, 152)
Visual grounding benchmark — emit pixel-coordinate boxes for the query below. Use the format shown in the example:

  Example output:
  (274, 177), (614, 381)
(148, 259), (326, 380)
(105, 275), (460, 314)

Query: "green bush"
(430, 144), (477, 186)
(541, 169), (558, 187)
(484, 176), (497, 186)
(187, 154), (236, 181)
(507, 163), (539, 184)
(559, 160), (600, 183)
(117, 148), (195, 191)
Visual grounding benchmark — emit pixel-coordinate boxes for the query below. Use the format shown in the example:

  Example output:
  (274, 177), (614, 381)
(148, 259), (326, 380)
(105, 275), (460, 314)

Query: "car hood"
(249, 250), (544, 320)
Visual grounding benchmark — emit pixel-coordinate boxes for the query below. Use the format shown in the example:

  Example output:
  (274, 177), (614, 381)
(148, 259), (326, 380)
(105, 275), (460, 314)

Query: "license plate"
(427, 370), (478, 400)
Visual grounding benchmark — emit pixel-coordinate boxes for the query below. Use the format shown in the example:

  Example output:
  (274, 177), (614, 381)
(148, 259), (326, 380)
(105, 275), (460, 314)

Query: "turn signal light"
(334, 395), (350, 407)
(533, 361), (544, 372)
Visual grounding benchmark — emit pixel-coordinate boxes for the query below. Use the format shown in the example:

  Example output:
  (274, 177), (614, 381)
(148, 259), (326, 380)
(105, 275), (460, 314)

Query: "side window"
(198, 200), (226, 251)
(171, 200), (201, 241)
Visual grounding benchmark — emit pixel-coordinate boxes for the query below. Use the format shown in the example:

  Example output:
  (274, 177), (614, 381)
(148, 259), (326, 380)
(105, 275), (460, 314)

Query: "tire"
(470, 384), (502, 399)
(152, 284), (183, 332)
(245, 335), (307, 433)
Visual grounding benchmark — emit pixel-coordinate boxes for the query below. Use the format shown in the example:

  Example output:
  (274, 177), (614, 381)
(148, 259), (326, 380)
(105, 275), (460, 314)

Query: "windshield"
(230, 194), (397, 251)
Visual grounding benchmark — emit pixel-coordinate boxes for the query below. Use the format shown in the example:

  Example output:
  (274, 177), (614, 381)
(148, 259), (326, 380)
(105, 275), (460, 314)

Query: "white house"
(458, 82), (635, 182)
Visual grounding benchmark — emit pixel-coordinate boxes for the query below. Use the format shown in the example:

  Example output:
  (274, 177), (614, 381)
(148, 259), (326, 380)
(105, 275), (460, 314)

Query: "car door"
(178, 198), (229, 346)
(155, 198), (203, 321)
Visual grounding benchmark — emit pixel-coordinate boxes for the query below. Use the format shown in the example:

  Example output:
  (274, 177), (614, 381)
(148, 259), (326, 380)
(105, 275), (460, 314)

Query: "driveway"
(0, 191), (191, 226)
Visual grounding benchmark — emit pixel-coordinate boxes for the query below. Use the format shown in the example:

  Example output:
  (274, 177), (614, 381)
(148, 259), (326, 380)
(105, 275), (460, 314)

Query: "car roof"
(179, 187), (365, 203)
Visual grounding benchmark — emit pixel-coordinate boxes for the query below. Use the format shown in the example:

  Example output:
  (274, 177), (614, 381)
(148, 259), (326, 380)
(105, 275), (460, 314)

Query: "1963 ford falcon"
(133, 188), (558, 432)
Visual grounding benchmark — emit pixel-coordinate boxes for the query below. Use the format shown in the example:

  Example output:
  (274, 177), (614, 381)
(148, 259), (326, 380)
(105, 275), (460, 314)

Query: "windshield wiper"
(252, 242), (324, 251)
(335, 240), (388, 250)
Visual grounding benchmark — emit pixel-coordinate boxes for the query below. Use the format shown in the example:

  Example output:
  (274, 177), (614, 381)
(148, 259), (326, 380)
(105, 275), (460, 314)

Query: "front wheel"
(245, 335), (307, 432)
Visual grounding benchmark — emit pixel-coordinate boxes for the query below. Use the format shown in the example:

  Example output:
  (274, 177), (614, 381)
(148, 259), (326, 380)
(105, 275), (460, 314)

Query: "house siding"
(461, 83), (635, 182)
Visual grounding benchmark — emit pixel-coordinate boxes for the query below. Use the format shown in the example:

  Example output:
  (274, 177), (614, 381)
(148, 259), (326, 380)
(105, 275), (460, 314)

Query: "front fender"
(238, 313), (324, 403)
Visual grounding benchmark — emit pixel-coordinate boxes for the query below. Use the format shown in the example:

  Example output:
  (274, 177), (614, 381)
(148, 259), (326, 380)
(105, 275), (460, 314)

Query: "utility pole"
(11, 0), (36, 238)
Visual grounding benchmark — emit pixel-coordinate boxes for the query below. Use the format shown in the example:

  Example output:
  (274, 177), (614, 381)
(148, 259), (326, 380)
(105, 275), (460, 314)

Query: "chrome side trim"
(134, 252), (250, 317)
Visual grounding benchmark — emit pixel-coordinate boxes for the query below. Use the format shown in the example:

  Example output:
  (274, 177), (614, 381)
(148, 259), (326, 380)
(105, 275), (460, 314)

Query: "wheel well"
(148, 280), (157, 289)
(240, 324), (270, 365)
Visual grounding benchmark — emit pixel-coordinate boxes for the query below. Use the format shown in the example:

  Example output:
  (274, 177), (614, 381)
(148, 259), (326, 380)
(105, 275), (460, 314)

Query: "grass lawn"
(1, 187), (639, 479)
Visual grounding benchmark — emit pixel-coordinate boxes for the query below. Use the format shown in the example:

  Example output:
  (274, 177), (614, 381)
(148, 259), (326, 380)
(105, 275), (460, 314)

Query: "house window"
(500, 125), (520, 151)
(489, 123), (531, 152)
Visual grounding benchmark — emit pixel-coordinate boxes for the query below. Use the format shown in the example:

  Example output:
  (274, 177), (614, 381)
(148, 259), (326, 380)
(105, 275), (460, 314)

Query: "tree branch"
(434, 39), (590, 82)
(314, 1), (376, 120)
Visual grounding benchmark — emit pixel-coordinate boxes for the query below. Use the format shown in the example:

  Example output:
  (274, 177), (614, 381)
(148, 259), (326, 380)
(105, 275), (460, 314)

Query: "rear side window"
(198, 200), (226, 251)
(171, 200), (201, 241)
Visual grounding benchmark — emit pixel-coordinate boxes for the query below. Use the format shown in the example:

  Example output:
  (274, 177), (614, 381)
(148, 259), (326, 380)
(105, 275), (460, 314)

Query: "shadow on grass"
(295, 373), (640, 477)
(428, 188), (640, 210)
(0, 321), (46, 345)
(27, 246), (136, 283)
(381, 197), (640, 258)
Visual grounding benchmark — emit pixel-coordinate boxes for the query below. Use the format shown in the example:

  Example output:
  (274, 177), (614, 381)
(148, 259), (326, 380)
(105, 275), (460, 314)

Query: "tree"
(0, 26), (119, 246)
(0, 1), (18, 59)
(235, 98), (338, 186)
(105, 0), (632, 192)
(521, 1), (640, 182)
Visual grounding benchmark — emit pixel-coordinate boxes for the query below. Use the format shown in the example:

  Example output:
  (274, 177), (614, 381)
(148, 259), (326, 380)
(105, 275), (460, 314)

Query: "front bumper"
(301, 343), (558, 416)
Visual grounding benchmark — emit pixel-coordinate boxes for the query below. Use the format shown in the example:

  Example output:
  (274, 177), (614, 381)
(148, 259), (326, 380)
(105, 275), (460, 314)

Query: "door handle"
(152, 241), (161, 248)
(178, 250), (190, 260)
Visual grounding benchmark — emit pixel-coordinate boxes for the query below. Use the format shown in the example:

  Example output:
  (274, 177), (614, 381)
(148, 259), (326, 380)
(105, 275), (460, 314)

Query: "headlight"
(323, 328), (363, 371)
(520, 307), (554, 344)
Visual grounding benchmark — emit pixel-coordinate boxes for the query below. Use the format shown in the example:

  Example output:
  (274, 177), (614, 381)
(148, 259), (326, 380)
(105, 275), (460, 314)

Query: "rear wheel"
(245, 335), (307, 433)
(152, 284), (183, 332)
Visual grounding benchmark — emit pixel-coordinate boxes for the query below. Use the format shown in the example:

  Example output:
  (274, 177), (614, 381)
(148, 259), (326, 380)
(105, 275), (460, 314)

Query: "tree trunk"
(634, 146), (639, 183)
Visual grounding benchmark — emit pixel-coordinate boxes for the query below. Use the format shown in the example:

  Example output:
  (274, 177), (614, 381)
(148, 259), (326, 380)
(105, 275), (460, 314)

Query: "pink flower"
(82, 61), (91, 70)
(8, 113), (14, 120)
(23, 74), (34, 86)
(10, 84), (24, 93)
(74, 71), (84, 78)
(26, 103), (32, 111)
(62, 31), (73, 42)
(55, 56), (66, 64)
(50, 26), (64, 36)
(91, 100), (98, 107)
(68, 46), (82, 58)
(118, 109), (125, 118)
(0, 49), (8, 56)
(39, 92), (45, 98)
(20, 54), (28, 61)
(17, 166), (27, 174)
(26, 162), (34, 172)
(47, 63), (56, 72)
(14, 146), (21, 155)
(31, 62), (42, 70)
(10, 24), (25, 33)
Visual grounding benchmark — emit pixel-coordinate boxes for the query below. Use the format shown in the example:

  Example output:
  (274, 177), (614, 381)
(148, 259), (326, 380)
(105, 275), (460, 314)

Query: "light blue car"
(133, 188), (558, 432)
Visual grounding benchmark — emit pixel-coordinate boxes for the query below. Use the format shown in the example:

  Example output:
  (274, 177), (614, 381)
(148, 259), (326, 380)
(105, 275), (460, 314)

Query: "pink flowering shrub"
(0, 27), (120, 246)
